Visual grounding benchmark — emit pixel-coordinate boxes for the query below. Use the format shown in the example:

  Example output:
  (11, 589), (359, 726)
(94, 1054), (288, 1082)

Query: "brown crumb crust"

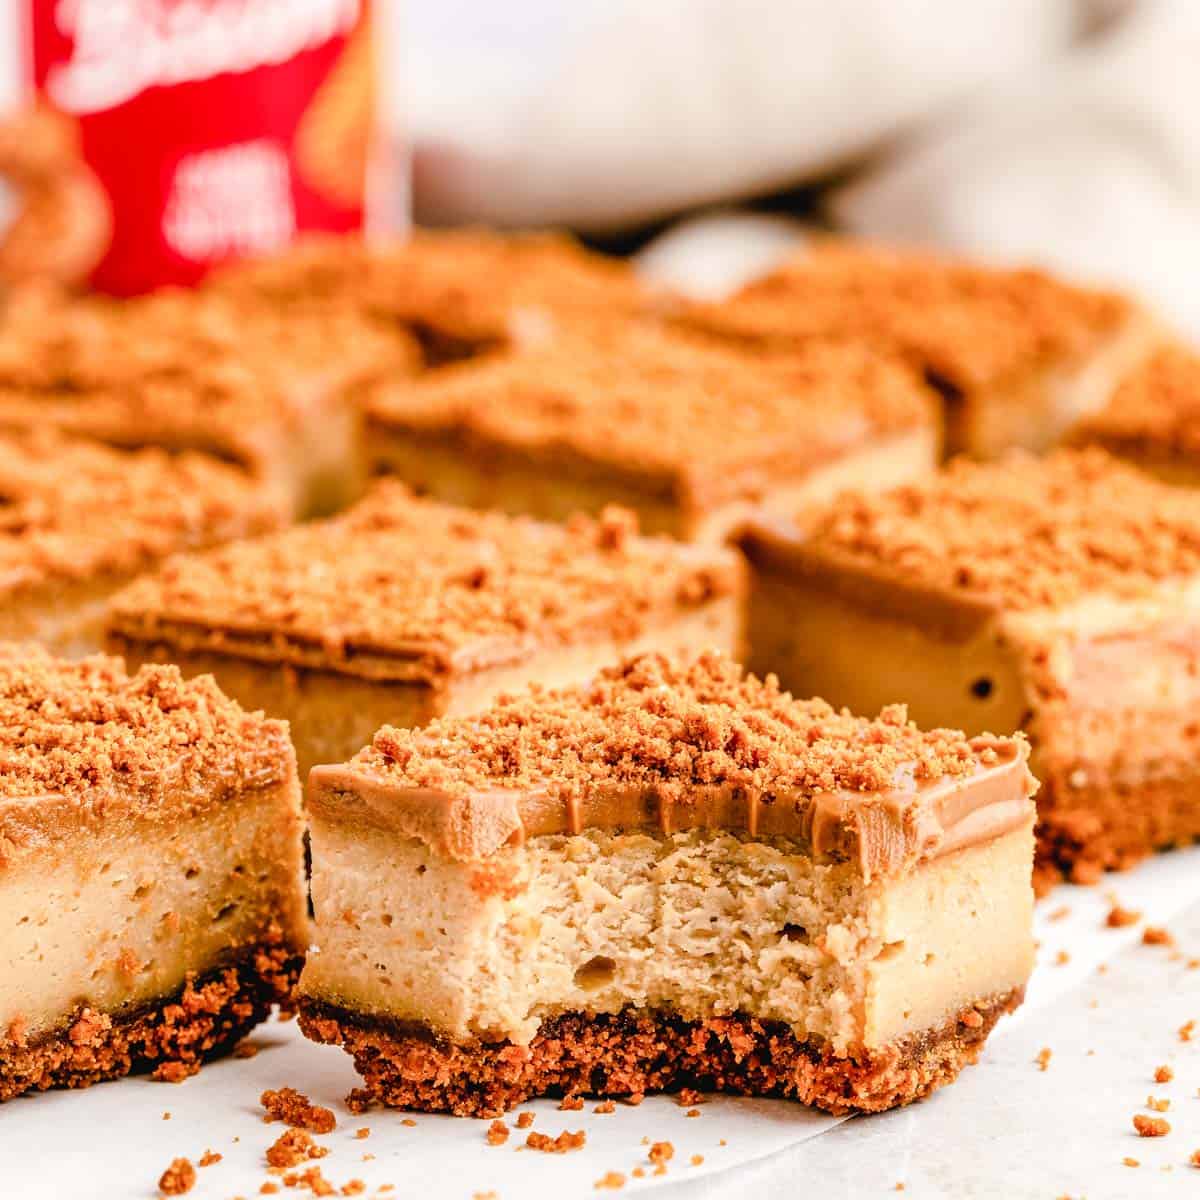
(1033, 771), (1200, 895)
(366, 328), (934, 511)
(800, 449), (1200, 612)
(348, 651), (989, 803)
(678, 240), (1135, 393)
(0, 935), (300, 1103)
(298, 990), (1022, 1119)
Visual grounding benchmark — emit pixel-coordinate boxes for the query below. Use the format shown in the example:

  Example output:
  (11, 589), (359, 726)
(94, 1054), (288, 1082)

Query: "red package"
(25, 0), (380, 295)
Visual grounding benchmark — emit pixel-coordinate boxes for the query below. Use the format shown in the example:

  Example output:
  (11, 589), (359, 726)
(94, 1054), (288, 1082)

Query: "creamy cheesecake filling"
(946, 315), (1160, 458)
(370, 428), (937, 543)
(747, 560), (1200, 800)
(0, 786), (306, 1044)
(112, 599), (742, 775)
(302, 822), (1033, 1054)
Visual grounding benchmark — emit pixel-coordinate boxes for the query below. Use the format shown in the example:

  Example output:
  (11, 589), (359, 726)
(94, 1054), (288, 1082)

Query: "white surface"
(5, 846), (1200, 1199)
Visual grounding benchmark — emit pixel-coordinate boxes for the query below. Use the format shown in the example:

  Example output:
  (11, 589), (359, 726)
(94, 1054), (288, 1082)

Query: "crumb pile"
(350, 651), (986, 802)
(0, 429), (281, 591)
(109, 485), (739, 679)
(369, 328), (933, 504)
(802, 449), (1200, 610)
(0, 647), (291, 808)
(681, 241), (1133, 391)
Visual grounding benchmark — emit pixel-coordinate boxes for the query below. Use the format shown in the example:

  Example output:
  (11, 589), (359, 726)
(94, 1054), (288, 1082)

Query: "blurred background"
(7, 1), (1200, 333)
(403, 0), (1200, 333)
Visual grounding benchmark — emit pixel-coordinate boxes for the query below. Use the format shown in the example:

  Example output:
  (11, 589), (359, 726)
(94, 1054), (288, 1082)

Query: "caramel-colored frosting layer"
(308, 653), (1036, 881)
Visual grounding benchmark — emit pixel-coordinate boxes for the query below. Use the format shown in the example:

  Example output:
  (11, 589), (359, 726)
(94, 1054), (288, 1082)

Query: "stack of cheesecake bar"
(3, 229), (1199, 1121)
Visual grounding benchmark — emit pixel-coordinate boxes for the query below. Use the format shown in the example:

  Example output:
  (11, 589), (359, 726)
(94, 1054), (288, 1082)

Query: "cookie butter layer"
(211, 229), (649, 363)
(367, 327), (939, 540)
(0, 285), (417, 516)
(0, 649), (306, 1095)
(743, 449), (1200, 886)
(1071, 345), (1200, 486)
(299, 654), (1036, 1079)
(0, 428), (284, 656)
(106, 488), (742, 772)
(677, 240), (1158, 457)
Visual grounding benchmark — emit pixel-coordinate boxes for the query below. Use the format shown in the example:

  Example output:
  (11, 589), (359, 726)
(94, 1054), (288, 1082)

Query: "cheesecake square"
(742, 449), (1200, 890)
(0, 646), (307, 1102)
(1071, 345), (1200, 487)
(106, 485), (744, 775)
(211, 229), (650, 366)
(0, 284), (418, 517)
(297, 652), (1036, 1117)
(366, 328), (939, 542)
(0, 428), (284, 657)
(677, 241), (1158, 458)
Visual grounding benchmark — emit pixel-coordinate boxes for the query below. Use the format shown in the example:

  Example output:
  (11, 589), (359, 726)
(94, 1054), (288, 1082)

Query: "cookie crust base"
(0, 931), (301, 1102)
(1035, 773), (1200, 895)
(298, 989), (1023, 1118)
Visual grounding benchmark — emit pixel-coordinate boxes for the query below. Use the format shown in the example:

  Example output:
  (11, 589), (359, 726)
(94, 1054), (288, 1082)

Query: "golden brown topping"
(352, 652), (982, 802)
(681, 240), (1134, 392)
(802, 450), (1200, 612)
(0, 285), (415, 475)
(648, 1142), (675, 1165)
(1155, 1065), (1174, 1083)
(260, 1088), (337, 1134)
(212, 229), (646, 355)
(594, 1172), (626, 1190)
(197, 1151), (221, 1168)
(157, 1158), (196, 1196)
(109, 485), (740, 681)
(1075, 346), (1200, 463)
(0, 429), (281, 594)
(0, 647), (290, 804)
(368, 328), (934, 510)
(485, 1120), (509, 1146)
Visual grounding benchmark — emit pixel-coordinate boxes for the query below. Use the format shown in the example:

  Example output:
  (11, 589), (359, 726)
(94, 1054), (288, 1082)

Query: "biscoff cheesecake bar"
(367, 328), (939, 542)
(298, 653), (1036, 1117)
(0, 647), (306, 1102)
(742, 449), (1200, 889)
(1071, 346), (1200, 487)
(678, 241), (1158, 458)
(0, 428), (283, 657)
(0, 284), (418, 516)
(211, 228), (650, 365)
(107, 485), (743, 775)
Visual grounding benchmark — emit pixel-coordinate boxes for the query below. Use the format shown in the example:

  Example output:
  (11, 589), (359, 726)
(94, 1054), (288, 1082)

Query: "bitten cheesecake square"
(1071, 345), (1200, 487)
(742, 449), (1200, 889)
(0, 428), (284, 657)
(211, 229), (650, 366)
(677, 241), (1158, 458)
(106, 485), (743, 775)
(0, 647), (307, 1102)
(297, 653), (1036, 1118)
(0, 284), (418, 517)
(366, 328), (939, 542)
